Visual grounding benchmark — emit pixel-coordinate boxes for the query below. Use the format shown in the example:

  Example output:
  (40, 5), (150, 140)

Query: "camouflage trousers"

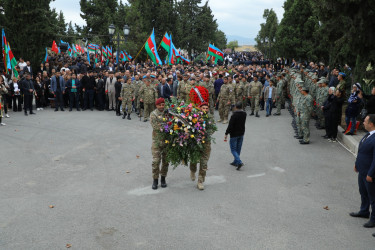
(143, 103), (155, 119)
(276, 96), (282, 114)
(300, 114), (310, 142)
(189, 143), (211, 182)
(296, 113), (302, 137)
(209, 97), (215, 115)
(249, 95), (260, 112)
(316, 106), (325, 127)
(122, 98), (132, 114)
(151, 142), (169, 179)
(218, 99), (231, 121)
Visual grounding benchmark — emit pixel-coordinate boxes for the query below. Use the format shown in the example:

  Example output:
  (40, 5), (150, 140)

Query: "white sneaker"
(36, 108), (40, 111)
(40, 108), (44, 110)
(5, 114), (9, 118)
(0, 122), (6, 126)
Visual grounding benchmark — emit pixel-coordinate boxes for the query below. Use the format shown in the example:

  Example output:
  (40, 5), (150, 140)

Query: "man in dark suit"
(51, 71), (65, 111)
(157, 78), (172, 101)
(22, 61), (33, 76)
(350, 114), (375, 231)
(22, 73), (35, 116)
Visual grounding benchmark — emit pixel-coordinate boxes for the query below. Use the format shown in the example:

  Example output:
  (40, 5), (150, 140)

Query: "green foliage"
(213, 30), (227, 50)
(1, 0), (66, 71)
(227, 40), (239, 52)
(255, 8), (278, 59)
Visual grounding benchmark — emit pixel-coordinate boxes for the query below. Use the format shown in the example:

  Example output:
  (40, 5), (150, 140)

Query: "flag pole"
(133, 30), (153, 62)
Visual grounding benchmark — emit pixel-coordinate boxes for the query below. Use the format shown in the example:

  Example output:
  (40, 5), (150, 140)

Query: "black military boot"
(127, 114), (131, 120)
(152, 179), (158, 190)
(255, 112), (260, 118)
(160, 176), (167, 188)
(122, 112), (127, 119)
(250, 111), (254, 116)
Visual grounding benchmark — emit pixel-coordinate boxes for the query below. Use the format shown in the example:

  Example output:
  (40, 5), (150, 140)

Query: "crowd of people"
(0, 52), (373, 144)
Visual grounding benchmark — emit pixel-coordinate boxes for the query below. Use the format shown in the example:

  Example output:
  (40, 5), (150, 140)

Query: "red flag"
(52, 40), (59, 54)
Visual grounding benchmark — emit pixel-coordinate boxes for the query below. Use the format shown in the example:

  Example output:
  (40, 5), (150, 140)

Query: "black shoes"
(230, 162), (236, 166)
(122, 113), (126, 119)
(160, 176), (167, 188)
(127, 114), (131, 120)
(255, 112), (260, 118)
(30, 112), (36, 115)
(236, 163), (244, 170)
(299, 140), (310, 144)
(250, 112), (254, 116)
(61, 109), (65, 112)
(363, 220), (375, 228)
(273, 113), (280, 116)
(349, 212), (370, 219)
(346, 132), (354, 135)
(266, 114), (269, 117)
(143, 119), (148, 122)
(69, 109), (72, 112)
(24, 112), (28, 116)
(294, 136), (303, 139)
(152, 179), (158, 190)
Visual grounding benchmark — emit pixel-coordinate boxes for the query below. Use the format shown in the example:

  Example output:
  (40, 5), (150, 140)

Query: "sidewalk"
(337, 126), (365, 155)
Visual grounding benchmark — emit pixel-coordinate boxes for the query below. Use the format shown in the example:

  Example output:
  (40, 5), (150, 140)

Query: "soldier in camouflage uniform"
(217, 76), (235, 124)
(150, 98), (169, 189)
(190, 102), (215, 190)
(234, 76), (245, 106)
(240, 77), (248, 111)
(274, 73), (284, 115)
(315, 78), (329, 129)
(294, 80), (304, 139)
(139, 78), (157, 122)
(247, 75), (262, 117)
(298, 86), (313, 144)
(208, 76), (216, 114)
(198, 75), (215, 115)
(133, 75), (143, 115)
(121, 78), (135, 120)
(177, 74), (190, 102)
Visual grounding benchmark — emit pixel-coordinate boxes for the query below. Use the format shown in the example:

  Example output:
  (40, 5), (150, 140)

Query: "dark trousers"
(327, 115), (339, 139)
(69, 92), (80, 110)
(23, 95), (33, 113)
(84, 89), (94, 109)
(12, 95), (22, 111)
(35, 93), (45, 108)
(2, 94), (9, 112)
(266, 98), (273, 115)
(55, 90), (64, 110)
(97, 92), (105, 110)
(116, 98), (122, 115)
(358, 174), (375, 221)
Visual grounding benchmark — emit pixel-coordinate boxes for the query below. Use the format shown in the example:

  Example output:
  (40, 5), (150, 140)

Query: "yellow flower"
(190, 135), (194, 138)
(202, 141), (205, 144)
(163, 118), (166, 121)
(165, 140), (169, 144)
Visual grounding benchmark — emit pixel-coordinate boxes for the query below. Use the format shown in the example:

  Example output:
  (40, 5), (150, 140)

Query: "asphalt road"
(0, 106), (373, 250)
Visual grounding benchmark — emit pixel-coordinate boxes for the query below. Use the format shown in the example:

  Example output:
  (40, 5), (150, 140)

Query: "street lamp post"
(108, 24), (130, 71)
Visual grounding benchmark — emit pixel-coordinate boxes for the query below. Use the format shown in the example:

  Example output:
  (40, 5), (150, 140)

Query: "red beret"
(199, 102), (209, 107)
(155, 98), (165, 106)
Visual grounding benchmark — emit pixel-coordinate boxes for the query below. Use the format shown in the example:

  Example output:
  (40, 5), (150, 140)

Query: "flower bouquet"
(157, 97), (217, 168)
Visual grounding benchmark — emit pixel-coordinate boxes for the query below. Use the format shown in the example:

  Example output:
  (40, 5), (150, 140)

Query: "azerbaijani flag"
(88, 43), (98, 52)
(180, 54), (190, 64)
(208, 44), (224, 61)
(145, 28), (162, 65)
(102, 46), (108, 58)
(160, 32), (171, 52)
(52, 40), (59, 54)
(7, 43), (18, 77)
(43, 47), (49, 63)
(2, 29), (8, 72)
(107, 46), (112, 59)
(123, 50), (132, 61)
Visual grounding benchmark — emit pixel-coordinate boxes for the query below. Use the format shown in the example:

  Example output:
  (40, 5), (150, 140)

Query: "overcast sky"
(50, 0), (285, 45)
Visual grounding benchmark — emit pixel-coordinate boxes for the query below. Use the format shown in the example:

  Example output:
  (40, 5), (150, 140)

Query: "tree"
(213, 30), (227, 50)
(255, 8), (278, 59)
(1, 0), (66, 70)
(227, 40), (239, 52)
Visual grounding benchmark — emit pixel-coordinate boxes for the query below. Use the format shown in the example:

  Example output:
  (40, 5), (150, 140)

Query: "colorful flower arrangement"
(157, 97), (217, 167)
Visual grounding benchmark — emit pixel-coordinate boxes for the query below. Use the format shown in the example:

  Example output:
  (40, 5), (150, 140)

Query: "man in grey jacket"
(264, 79), (276, 117)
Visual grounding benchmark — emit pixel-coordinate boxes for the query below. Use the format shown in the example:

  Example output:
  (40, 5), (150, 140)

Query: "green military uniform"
(316, 79), (329, 128)
(177, 79), (190, 102)
(248, 79), (262, 114)
(189, 113), (215, 189)
(275, 75), (284, 114)
(121, 82), (135, 115)
(133, 80), (143, 113)
(299, 88), (313, 143)
(139, 83), (157, 121)
(217, 83), (235, 123)
(235, 80), (245, 105)
(150, 108), (168, 179)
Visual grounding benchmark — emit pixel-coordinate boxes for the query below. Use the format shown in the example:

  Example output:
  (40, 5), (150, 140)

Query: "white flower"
(170, 130), (173, 133)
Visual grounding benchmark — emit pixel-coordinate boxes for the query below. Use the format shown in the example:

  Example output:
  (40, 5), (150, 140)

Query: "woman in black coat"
(322, 87), (335, 138)
(327, 89), (345, 141)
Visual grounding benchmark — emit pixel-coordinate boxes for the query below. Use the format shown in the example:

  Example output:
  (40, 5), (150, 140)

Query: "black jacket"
(115, 81), (122, 98)
(329, 95), (345, 122)
(225, 110), (247, 138)
(363, 94), (375, 115)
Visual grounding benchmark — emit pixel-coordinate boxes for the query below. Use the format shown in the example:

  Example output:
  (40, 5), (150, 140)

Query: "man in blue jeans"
(225, 102), (247, 170)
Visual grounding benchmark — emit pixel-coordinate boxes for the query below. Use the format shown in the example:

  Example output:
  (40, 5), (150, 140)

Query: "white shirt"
(18, 62), (27, 70)
(368, 130), (375, 138)
(268, 87), (273, 98)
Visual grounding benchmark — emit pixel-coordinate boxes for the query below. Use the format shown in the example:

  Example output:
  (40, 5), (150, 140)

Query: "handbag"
(361, 108), (368, 120)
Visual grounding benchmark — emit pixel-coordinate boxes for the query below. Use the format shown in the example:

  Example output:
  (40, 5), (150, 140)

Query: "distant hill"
(226, 35), (255, 46)
(235, 45), (258, 52)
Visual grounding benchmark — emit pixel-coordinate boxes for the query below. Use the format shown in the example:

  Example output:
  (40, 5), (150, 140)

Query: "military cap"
(301, 86), (309, 91)
(311, 75), (318, 80)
